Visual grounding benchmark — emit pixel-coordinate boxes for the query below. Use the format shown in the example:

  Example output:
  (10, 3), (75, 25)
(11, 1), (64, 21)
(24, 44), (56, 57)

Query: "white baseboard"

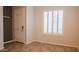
(26, 40), (34, 45)
(4, 39), (16, 44)
(34, 40), (79, 49)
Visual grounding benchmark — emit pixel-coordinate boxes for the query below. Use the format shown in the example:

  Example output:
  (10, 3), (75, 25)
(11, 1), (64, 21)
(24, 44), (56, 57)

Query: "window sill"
(44, 33), (63, 36)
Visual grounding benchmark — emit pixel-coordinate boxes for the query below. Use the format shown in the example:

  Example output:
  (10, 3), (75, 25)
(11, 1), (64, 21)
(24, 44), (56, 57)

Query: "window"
(44, 10), (63, 34)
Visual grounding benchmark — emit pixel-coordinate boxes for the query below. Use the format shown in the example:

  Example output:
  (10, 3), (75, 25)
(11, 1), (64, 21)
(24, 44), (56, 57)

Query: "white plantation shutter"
(53, 10), (58, 34)
(44, 10), (63, 34)
(48, 11), (53, 33)
(44, 12), (48, 33)
(58, 10), (63, 34)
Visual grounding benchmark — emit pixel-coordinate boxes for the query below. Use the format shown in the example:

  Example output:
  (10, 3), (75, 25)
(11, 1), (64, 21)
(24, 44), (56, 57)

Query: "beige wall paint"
(0, 6), (4, 50)
(33, 6), (79, 48)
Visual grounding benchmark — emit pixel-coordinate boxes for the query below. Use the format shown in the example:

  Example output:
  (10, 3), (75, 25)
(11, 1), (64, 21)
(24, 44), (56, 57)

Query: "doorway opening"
(3, 6), (26, 44)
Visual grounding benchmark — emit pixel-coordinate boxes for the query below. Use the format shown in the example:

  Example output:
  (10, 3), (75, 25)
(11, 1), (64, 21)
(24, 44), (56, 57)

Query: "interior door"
(13, 7), (26, 44)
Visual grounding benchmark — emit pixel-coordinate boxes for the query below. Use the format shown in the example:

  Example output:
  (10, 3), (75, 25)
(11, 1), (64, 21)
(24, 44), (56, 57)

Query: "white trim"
(26, 40), (34, 45)
(4, 39), (16, 44)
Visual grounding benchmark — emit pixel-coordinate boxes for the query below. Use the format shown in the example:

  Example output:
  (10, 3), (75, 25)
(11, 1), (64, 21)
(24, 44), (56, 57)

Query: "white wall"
(0, 6), (4, 50)
(33, 6), (79, 48)
(26, 7), (34, 44)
